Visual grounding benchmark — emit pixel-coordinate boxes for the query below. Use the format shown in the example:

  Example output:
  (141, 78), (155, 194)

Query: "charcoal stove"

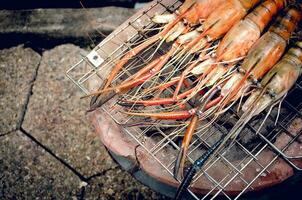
(66, 0), (302, 199)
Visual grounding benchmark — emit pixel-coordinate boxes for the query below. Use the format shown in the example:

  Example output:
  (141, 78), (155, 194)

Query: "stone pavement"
(0, 44), (168, 199)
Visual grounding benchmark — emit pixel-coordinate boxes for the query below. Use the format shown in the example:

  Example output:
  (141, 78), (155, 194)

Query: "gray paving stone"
(0, 131), (80, 199)
(0, 45), (41, 134)
(23, 44), (116, 177)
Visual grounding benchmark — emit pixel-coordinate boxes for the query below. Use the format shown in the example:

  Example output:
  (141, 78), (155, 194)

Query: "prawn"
(206, 4), (301, 121)
(88, 0), (224, 109)
(118, 0), (287, 108)
(199, 41), (302, 175)
(87, 0), (261, 108)
(121, 4), (301, 179)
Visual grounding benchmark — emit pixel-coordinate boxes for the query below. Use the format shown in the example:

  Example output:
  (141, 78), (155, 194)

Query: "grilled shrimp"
(198, 0), (287, 86)
(121, 3), (301, 180)
(174, 3), (301, 180)
(119, 0), (286, 108)
(203, 42), (302, 171)
(91, 0), (261, 108)
(242, 42), (302, 117)
(208, 4), (301, 118)
(88, 0), (226, 110)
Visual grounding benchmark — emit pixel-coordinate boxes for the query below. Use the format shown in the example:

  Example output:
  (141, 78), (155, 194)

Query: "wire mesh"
(66, 0), (302, 199)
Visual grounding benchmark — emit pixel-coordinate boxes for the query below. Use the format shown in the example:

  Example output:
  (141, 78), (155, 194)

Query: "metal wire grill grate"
(66, 1), (302, 199)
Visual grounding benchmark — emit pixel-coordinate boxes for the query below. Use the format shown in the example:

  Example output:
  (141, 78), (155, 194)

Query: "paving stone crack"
(16, 56), (41, 130)
(86, 166), (119, 182)
(19, 127), (122, 195)
(0, 129), (16, 137)
(19, 127), (88, 182)
(13, 48), (121, 187)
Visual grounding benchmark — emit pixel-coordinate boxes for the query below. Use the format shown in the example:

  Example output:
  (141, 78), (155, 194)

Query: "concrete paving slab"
(0, 45), (40, 134)
(23, 44), (116, 177)
(0, 131), (81, 199)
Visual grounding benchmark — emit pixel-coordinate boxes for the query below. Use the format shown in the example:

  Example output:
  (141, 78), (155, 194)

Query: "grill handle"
(174, 137), (224, 200)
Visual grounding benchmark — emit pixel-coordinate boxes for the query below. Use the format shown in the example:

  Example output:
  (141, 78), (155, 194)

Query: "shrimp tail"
(88, 92), (117, 112)
(174, 147), (186, 181)
(174, 115), (198, 180)
(88, 81), (117, 112)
